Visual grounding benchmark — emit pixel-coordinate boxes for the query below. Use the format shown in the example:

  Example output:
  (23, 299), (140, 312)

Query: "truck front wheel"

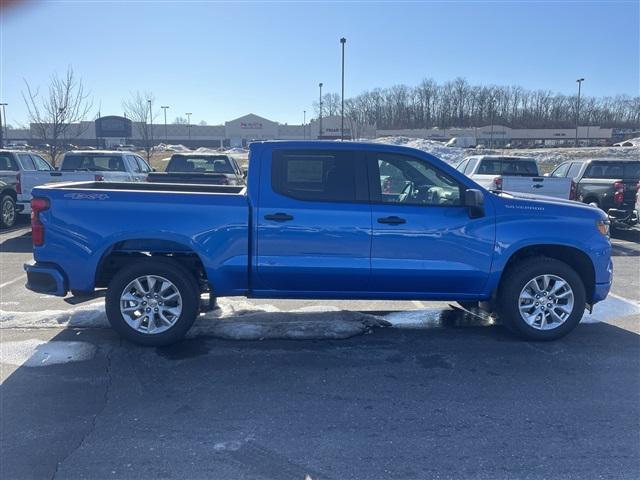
(497, 257), (586, 341)
(105, 258), (200, 346)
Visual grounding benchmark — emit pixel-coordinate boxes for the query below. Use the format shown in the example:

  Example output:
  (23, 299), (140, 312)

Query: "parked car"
(549, 158), (639, 228)
(0, 149), (55, 228)
(457, 155), (574, 199)
(25, 141), (612, 346)
(147, 153), (245, 185)
(18, 150), (153, 214)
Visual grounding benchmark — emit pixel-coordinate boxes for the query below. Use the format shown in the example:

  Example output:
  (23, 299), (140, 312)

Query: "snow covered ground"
(1, 294), (637, 341)
(371, 136), (640, 171)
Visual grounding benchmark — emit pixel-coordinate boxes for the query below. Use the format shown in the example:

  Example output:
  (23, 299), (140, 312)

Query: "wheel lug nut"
(146, 308), (151, 313)
(535, 302), (539, 306)
(154, 307), (159, 312)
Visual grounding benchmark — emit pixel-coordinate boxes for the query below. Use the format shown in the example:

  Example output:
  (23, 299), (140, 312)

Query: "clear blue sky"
(1, 0), (638, 127)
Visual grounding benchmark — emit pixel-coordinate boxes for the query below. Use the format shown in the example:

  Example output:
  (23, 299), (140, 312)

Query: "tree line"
(313, 78), (640, 133)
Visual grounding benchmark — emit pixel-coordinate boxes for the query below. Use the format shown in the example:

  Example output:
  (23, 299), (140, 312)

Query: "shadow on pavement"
(1, 321), (639, 479)
(0, 232), (33, 253)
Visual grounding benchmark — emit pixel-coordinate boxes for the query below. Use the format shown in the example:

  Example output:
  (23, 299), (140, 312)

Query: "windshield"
(61, 154), (126, 171)
(167, 155), (235, 174)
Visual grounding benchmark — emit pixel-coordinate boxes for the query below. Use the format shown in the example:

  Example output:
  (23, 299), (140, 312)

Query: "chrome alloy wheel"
(518, 274), (575, 331)
(2, 198), (15, 227)
(119, 275), (183, 334)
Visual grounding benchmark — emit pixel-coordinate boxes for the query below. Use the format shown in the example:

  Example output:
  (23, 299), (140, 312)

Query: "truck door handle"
(264, 212), (294, 222)
(532, 184), (543, 189)
(377, 216), (406, 225)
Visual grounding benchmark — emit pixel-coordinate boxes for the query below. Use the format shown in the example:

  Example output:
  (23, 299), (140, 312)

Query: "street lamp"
(575, 78), (585, 147)
(340, 37), (346, 141)
(185, 112), (192, 141)
(318, 82), (323, 139)
(147, 99), (154, 147)
(161, 106), (169, 142)
(303, 110), (306, 139)
(0, 102), (7, 148)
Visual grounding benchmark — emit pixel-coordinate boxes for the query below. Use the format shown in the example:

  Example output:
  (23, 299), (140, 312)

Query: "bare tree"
(173, 116), (188, 124)
(123, 91), (157, 160)
(22, 66), (92, 165)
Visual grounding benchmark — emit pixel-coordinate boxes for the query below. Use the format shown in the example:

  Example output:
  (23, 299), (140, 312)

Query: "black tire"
(0, 194), (17, 229)
(497, 257), (586, 341)
(105, 257), (200, 346)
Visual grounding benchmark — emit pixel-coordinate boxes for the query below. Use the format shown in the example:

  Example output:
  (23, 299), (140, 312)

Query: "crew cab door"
(367, 151), (495, 296)
(256, 149), (371, 292)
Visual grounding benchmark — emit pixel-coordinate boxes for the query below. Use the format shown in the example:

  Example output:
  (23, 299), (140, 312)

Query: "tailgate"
(502, 176), (572, 199)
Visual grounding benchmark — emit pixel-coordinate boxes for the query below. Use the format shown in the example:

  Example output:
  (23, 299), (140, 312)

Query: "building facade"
(4, 113), (615, 148)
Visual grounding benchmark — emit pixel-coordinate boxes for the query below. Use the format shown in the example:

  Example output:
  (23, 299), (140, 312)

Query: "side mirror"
(464, 189), (485, 218)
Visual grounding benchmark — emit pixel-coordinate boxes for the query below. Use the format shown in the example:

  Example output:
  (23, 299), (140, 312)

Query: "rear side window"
(271, 150), (357, 202)
(135, 156), (152, 173)
(0, 154), (18, 171)
(477, 158), (538, 176)
(567, 162), (583, 179)
(125, 155), (141, 173)
(464, 158), (479, 175)
(584, 162), (640, 180)
(456, 159), (469, 172)
(17, 153), (36, 170)
(61, 155), (126, 171)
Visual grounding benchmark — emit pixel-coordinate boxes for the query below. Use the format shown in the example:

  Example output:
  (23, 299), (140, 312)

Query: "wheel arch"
(500, 244), (595, 302)
(95, 238), (208, 291)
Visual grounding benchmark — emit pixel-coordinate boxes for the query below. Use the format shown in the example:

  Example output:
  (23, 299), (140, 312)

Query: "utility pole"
(318, 82), (323, 139)
(186, 112), (192, 141)
(340, 37), (346, 141)
(161, 106), (169, 142)
(575, 78), (585, 147)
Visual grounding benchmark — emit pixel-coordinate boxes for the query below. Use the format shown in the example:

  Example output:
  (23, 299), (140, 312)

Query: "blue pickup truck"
(25, 141), (612, 345)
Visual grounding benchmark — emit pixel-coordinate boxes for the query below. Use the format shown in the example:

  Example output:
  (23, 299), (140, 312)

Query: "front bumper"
(24, 261), (68, 296)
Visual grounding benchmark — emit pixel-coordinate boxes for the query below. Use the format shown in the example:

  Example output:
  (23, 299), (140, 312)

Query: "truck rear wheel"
(105, 258), (200, 346)
(497, 257), (586, 341)
(1, 194), (16, 229)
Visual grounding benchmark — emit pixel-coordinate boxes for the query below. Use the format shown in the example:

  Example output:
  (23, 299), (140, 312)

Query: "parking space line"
(0, 275), (25, 290)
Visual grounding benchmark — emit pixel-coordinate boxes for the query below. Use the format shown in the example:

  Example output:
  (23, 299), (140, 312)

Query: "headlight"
(596, 219), (610, 236)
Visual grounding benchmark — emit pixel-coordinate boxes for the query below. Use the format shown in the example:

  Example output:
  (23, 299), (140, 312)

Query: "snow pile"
(371, 136), (466, 164)
(0, 339), (96, 367)
(0, 301), (108, 329)
(614, 137), (640, 147)
(153, 143), (191, 153)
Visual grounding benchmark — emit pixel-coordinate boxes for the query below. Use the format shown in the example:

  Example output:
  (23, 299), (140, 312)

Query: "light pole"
(161, 106), (169, 142)
(575, 78), (585, 147)
(489, 96), (495, 149)
(147, 99), (154, 147)
(340, 37), (346, 141)
(318, 82), (323, 139)
(303, 110), (306, 139)
(185, 112), (192, 141)
(0, 102), (6, 148)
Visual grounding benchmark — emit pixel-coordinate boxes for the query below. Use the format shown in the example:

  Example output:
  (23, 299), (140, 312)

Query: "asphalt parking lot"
(1, 217), (639, 480)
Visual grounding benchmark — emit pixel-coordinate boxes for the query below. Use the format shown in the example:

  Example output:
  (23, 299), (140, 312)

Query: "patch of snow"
(370, 136), (466, 164)
(0, 301), (108, 329)
(0, 339), (96, 367)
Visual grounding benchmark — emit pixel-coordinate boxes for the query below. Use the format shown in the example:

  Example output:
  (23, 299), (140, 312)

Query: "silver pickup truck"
(456, 155), (574, 199)
(18, 150), (152, 214)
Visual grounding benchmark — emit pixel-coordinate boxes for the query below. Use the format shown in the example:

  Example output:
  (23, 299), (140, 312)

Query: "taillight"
(613, 181), (625, 205)
(569, 180), (577, 200)
(16, 173), (22, 194)
(31, 197), (50, 247)
(493, 177), (503, 190)
(94, 174), (105, 181)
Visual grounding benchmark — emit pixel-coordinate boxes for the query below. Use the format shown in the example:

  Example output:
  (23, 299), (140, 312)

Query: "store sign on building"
(241, 122), (263, 129)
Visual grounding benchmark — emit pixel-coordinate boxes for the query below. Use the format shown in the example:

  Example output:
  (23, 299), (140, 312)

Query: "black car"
(147, 153), (245, 186)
